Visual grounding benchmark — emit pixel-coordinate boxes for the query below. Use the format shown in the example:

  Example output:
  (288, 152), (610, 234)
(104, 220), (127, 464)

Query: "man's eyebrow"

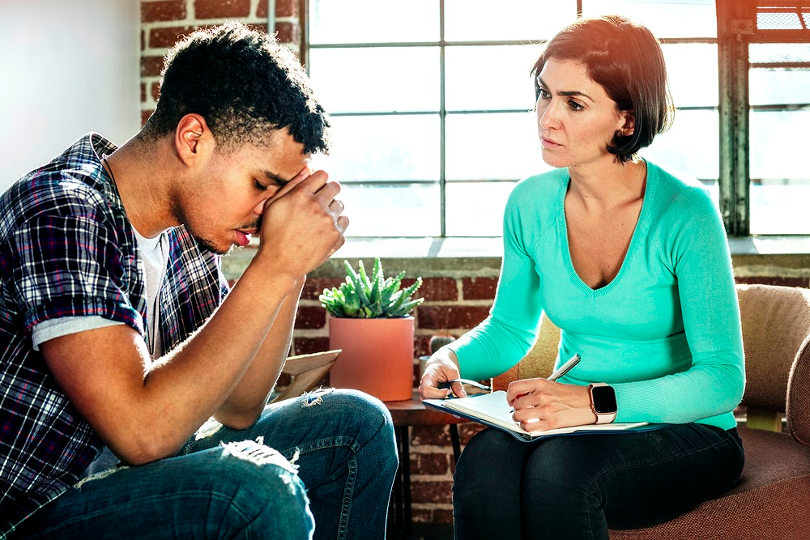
(537, 76), (594, 102)
(262, 170), (289, 186)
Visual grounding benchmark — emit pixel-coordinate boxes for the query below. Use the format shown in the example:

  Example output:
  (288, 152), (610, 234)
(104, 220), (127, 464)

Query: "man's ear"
(618, 110), (635, 137)
(174, 114), (210, 165)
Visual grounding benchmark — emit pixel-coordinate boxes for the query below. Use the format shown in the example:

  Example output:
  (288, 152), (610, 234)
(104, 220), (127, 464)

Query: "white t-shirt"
(32, 229), (170, 360)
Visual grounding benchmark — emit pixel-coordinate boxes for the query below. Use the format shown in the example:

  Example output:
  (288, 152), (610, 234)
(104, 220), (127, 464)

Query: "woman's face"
(535, 58), (630, 170)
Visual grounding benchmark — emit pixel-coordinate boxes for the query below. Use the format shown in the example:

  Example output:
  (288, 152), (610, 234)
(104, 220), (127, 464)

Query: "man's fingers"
(269, 166), (311, 201)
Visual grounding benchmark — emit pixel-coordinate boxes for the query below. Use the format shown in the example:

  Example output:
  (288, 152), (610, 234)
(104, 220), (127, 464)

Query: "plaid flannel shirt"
(0, 134), (229, 535)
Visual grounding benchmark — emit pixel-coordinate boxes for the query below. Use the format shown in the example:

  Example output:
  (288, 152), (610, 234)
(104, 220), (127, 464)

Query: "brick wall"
(140, 0), (302, 124)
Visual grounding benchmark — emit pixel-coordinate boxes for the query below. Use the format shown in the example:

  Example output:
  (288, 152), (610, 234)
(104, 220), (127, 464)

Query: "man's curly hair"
(140, 22), (330, 154)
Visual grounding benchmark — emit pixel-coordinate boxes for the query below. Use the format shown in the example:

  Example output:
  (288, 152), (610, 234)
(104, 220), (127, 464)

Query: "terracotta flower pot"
(328, 316), (415, 401)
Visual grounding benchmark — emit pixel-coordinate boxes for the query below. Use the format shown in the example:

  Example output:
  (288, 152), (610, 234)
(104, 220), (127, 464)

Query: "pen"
(547, 353), (581, 382)
(510, 353), (582, 416)
(438, 378), (492, 392)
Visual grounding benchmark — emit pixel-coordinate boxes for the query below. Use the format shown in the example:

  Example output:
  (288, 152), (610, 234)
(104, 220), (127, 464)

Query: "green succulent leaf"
(319, 257), (425, 318)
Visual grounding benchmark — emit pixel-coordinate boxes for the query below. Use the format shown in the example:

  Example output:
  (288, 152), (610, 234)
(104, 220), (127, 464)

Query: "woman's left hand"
(506, 378), (596, 431)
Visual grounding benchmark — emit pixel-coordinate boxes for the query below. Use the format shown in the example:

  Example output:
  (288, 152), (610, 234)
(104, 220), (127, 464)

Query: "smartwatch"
(588, 383), (617, 424)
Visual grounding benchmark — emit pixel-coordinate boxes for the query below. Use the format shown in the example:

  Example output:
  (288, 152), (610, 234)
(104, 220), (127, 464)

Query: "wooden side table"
(384, 390), (463, 537)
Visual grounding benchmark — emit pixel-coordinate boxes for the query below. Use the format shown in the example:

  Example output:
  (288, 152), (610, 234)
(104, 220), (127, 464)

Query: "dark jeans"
(14, 389), (398, 540)
(453, 423), (744, 540)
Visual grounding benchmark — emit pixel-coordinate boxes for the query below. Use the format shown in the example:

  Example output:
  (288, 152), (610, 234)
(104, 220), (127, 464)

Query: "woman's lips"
(541, 137), (562, 149)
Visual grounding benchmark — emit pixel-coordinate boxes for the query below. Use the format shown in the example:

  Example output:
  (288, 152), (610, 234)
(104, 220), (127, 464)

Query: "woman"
(419, 15), (745, 539)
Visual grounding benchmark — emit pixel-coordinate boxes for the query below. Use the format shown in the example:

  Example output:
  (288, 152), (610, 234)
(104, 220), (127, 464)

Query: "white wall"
(0, 0), (140, 191)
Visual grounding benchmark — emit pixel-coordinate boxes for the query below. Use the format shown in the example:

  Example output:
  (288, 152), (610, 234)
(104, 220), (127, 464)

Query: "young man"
(0, 22), (397, 539)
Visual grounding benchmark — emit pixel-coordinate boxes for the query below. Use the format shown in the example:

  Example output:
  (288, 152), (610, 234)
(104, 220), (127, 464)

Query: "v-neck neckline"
(558, 163), (654, 296)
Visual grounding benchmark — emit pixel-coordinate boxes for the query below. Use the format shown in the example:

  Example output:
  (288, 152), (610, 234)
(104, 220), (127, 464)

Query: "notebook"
(423, 390), (648, 442)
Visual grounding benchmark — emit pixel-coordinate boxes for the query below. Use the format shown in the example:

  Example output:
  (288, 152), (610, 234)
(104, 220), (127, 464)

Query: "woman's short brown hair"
(532, 15), (674, 163)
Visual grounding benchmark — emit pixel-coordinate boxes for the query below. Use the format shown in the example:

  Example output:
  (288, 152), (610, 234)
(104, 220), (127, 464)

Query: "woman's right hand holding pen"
(418, 349), (467, 399)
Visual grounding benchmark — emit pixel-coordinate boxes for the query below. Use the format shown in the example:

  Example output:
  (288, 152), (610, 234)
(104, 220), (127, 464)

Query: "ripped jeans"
(14, 389), (398, 540)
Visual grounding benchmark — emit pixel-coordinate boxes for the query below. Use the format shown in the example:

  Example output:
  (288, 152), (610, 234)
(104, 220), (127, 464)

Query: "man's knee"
(303, 389), (395, 445)
(216, 441), (313, 538)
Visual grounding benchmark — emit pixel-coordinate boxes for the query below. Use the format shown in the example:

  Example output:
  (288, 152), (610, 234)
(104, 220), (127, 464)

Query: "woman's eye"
(568, 100), (584, 111)
(254, 179), (268, 191)
(537, 88), (551, 100)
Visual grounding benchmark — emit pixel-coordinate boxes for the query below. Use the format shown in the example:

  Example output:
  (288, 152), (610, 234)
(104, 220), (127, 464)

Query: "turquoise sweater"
(449, 162), (745, 430)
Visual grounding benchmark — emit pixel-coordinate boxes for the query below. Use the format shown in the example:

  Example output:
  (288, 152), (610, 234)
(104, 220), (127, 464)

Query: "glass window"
(308, 1), (724, 237)
(581, 0), (716, 38)
(445, 45), (541, 111)
(445, 112), (547, 181)
(446, 182), (516, 237)
(641, 110), (719, 181)
(308, 48), (440, 113)
(308, 0), (438, 44)
(444, 0), (575, 42)
(748, 43), (810, 235)
(310, 115), (440, 182)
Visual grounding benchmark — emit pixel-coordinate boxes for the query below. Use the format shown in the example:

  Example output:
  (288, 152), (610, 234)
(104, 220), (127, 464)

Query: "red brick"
(142, 0), (186, 22)
(141, 110), (154, 127)
(295, 305), (326, 329)
(195, 0), (250, 19)
(275, 0), (299, 17)
(417, 305), (491, 330)
(735, 276), (810, 288)
(292, 336), (329, 355)
(246, 23), (269, 34)
(140, 83), (146, 103)
(257, 0), (268, 18)
(412, 425), (452, 446)
(410, 452), (450, 475)
(460, 423), (486, 445)
(302, 277), (344, 300)
(412, 508), (434, 523)
(141, 55), (165, 77)
(151, 82), (161, 102)
(432, 509), (454, 524)
(275, 21), (299, 44)
(149, 25), (197, 48)
(408, 277), (457, 301)
(141, 29), (145, 51)
(411, 480), (453, 504)
(462, 277), (499, 300)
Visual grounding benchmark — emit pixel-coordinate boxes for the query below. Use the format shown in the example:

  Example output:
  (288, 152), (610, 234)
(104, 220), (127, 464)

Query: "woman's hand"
(418, 349), (466, 399)
(506, 378), (596, 431)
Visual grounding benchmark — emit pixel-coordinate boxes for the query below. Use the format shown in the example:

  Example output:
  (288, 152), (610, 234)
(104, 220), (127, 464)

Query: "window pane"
(311, 115), (439, 181)
(750, 43), (810, 63)
(749, 109), (810, 235)
(309, 0), (438, 44)
(662, 44), (718, 108)
(445, 44), (542, 111)
(446, 112), (548, 181)
(750, 110), (809, 181)
(309, 48), (439, 113)
(342, 183), (440, 237)
(640, 109), (719, 180)
(749, 68), (810, 106)
(582, 0), (716, 38)
(444, 0), (575, 41)
(750, 185), (810, 235)
(446, 182), (516, 237)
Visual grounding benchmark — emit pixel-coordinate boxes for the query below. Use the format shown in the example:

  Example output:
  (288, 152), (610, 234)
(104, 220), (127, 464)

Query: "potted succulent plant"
(320, 258), (423, 401)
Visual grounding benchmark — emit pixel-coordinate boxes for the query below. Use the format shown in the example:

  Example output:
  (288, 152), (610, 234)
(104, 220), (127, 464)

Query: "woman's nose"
(538, 100), (560, 129)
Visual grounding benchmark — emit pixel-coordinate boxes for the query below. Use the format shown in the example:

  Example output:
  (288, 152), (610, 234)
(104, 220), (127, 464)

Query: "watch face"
(592, 385), (617, 414)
